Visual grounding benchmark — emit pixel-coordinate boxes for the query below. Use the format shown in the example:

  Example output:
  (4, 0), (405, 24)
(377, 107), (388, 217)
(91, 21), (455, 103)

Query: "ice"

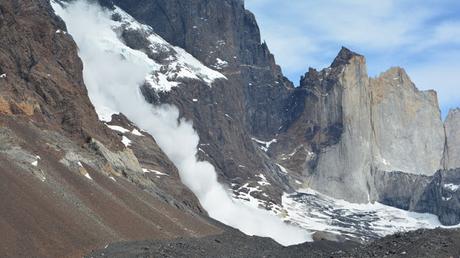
(281, 188), (449, 241)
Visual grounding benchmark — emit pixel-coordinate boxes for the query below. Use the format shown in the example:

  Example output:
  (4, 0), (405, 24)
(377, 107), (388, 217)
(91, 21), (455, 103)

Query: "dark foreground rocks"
(87, 228), (460, 258)
(86, 229), (356, 258)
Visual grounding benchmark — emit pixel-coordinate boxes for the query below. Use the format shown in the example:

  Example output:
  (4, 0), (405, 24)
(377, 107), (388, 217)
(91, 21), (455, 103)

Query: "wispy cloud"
(246, 0), (460, 114)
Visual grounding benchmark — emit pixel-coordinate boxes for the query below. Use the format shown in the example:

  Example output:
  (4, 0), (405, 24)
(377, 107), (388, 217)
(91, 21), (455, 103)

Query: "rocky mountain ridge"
(0, 0), (459, 257)
(90, 0), (460, 229)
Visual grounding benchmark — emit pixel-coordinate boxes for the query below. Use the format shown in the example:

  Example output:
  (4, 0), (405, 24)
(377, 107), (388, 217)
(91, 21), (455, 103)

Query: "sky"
(245, 0), (460, 117)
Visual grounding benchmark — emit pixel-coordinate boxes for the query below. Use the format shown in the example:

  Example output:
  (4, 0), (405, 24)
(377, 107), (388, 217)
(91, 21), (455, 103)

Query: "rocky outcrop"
(0, 0), (122, 149)
(414, 169), (460, 225)
(370, 67), (445, 176)
(272, 47), (449, 204)
(444, 109), (460, 170)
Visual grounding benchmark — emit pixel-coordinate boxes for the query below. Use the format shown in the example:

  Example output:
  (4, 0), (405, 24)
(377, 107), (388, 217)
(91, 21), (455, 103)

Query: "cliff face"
(0, 0), (117, 147)
(414, 169), (460, 225)
(445, 109), (460, 170)
(370, 67), (445, 176)
(98, 0), (460, 214)
(98, 0), (296, 208)
(272, 47), (450, 204)
(0, 1), (221, 257)
(104, 0), (292, 137)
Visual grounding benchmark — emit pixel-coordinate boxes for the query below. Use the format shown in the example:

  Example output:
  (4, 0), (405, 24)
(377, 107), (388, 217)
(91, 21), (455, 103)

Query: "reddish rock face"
(0, 0), (122, 149)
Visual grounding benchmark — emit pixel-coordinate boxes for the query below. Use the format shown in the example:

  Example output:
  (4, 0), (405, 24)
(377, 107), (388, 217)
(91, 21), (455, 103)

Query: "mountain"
(0, 0), (459, 257)
(0, 1), (221, 257)
(96, 0), (460, 228)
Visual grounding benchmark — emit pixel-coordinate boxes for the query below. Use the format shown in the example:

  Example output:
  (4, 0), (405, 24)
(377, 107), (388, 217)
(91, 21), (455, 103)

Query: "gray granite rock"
(444, 108), (460, 170)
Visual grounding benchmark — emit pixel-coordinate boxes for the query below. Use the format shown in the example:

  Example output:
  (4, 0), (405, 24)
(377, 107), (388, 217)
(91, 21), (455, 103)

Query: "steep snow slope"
(52, 0), (310, 246)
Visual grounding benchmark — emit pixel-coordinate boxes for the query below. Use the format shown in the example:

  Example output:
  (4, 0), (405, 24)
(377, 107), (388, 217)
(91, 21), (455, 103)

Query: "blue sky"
(245, 0), (460, 117)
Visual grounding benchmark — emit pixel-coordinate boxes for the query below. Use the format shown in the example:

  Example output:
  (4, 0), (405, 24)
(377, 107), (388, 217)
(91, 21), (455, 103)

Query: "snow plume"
(52, 0), (310, 246)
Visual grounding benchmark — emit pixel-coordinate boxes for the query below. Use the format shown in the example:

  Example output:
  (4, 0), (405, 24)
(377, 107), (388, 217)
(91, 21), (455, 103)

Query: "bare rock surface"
(445, 108), (460, 170)
(86, 228), (460, 258)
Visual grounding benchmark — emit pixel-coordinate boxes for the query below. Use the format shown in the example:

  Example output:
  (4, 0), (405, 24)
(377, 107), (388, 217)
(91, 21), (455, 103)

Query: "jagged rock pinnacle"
(331, 46), (363, 68)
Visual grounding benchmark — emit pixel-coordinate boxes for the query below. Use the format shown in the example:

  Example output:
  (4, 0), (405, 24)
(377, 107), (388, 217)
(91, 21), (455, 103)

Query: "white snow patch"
(257, 174), (271, 186)
(192, 98), (198, 102)
(382, 158), (390, 166)
(251, 138), (277, 152)
(443, 183), (460, 192)
(109, 176), (116, 182)
(121, 136), (132, 147)
(131, 129), (143, 136)
(84, 173), (93, 180)
(107, 125), (130, 133)
(151, 170), (168, 176)
(31, 155), (41, 167)
(0, 74), (6, 78)
(276, 163), (288, 174)
(142, 168), (168, 176)
(213, 58), (229, 70)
